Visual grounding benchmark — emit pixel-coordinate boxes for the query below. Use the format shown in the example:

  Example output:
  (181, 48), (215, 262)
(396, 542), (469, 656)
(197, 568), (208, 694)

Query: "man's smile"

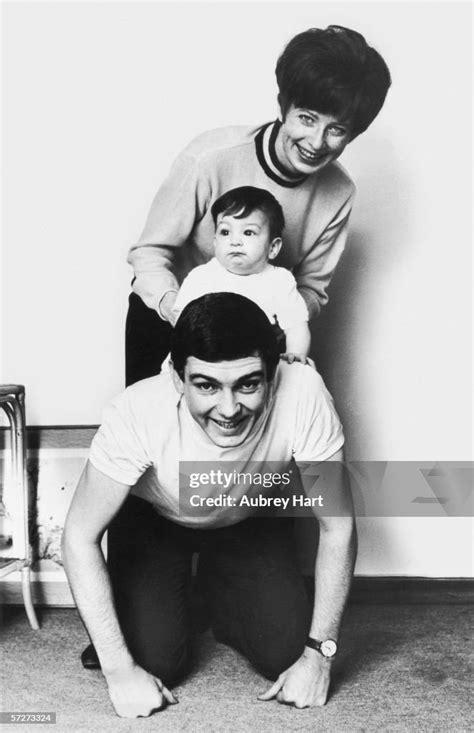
(179, 356), (270, 448)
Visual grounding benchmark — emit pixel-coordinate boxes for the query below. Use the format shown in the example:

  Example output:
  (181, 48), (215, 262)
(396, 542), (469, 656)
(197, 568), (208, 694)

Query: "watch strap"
(305, 636), (337, 658)
(305, 636), (323, 652)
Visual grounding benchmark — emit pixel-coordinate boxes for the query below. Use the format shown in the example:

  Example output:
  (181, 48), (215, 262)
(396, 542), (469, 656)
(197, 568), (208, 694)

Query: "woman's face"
(275, 105), (352, 176)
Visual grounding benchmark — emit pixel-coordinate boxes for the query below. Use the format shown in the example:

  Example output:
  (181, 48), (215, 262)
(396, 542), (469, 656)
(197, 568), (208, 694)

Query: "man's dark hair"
(211, 186), (285, 240)
(276, 25), (391, 138)
(170, 293), (280, 381)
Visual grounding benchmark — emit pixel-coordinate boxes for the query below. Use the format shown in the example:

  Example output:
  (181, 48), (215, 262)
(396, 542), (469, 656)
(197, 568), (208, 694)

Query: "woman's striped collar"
(255, 121), (308, 188)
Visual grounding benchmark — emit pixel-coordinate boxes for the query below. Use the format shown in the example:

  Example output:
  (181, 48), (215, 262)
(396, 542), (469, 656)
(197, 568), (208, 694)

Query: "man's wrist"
(303, 645), (334, 668)
(305, 636), (338, 659)
(100, 650), (136, 678)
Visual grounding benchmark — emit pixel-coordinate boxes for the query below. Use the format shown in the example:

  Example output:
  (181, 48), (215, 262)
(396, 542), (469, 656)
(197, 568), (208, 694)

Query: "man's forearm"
(309, 517), (357, 641)
(257, 516), (356, 708)
(62, 531), (134, 675)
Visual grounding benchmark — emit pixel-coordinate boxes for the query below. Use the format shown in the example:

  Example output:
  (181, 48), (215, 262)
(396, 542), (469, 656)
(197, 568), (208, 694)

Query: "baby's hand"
(280, 353), (316, 369)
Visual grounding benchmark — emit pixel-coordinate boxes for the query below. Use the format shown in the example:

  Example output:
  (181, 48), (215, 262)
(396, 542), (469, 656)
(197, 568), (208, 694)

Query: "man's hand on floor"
(257, 650), (331, 709)
(105, 662), (178, 718)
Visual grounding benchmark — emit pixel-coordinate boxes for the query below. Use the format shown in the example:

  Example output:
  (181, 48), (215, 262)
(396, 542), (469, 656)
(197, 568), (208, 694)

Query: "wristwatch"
(305, 636), (338, 659)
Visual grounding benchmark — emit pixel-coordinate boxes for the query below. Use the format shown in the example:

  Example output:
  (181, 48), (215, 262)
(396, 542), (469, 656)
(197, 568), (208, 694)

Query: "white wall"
(2, 2), (472, 576)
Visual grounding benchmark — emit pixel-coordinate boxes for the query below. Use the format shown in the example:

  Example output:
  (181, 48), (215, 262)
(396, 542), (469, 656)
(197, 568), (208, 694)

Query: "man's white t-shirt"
(89, 361), (343, 528)
(172, 258), (308, 331)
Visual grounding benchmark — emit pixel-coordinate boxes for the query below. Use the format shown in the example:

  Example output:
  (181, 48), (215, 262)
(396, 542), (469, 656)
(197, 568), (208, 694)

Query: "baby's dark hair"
(211, 186), (285, 240)
(171, 293), (280, 381)
(276, 25), (391, 138)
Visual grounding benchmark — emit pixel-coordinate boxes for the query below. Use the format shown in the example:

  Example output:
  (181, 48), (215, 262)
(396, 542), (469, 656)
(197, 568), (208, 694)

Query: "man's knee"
(215, 625), (305, 682)
(250, 639), (303, 681)
(134, 639), (191, 687)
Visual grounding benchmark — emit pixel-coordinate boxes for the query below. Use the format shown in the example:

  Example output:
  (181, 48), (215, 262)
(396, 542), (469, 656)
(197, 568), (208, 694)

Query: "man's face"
(275, 105), (352, 176)
(174, 355), (270, 448)
(213, 209), (281, 275)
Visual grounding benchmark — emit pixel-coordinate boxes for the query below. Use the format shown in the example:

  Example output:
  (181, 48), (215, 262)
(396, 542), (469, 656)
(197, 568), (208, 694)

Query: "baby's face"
(213, 209), (282, 275)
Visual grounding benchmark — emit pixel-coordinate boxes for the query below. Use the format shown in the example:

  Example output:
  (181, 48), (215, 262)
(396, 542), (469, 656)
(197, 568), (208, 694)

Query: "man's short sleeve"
(292, 367), (344, 463)
(89, 391), (153, 486)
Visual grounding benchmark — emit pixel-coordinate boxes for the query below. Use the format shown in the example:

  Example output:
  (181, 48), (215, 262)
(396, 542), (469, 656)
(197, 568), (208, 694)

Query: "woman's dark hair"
(276, 25), (391, 138)
(170, 293), (280, 381)
(211, 186), (285, 240)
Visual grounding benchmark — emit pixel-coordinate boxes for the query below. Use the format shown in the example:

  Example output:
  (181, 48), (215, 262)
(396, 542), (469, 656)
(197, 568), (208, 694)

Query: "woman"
(125, 25), (391, 385)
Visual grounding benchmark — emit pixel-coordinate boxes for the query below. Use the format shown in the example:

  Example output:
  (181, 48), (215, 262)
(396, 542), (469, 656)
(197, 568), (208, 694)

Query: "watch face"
(320, 640), (337, 658)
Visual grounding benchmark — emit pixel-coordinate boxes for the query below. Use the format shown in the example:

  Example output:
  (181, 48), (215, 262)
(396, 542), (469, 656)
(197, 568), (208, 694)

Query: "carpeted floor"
(1, 604), (472, 732)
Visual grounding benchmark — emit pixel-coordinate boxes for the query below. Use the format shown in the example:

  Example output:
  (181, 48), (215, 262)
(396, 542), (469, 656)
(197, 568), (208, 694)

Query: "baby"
(172, 186), (311, 362)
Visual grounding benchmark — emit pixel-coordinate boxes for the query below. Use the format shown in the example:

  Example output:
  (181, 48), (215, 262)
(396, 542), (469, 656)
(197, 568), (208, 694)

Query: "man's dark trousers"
(107, 495), (312, 685)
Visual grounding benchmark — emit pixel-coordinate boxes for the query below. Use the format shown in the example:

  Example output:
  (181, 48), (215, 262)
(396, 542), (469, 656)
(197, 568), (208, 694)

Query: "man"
(62, 294), (356, 717)
(125, 24), (391, 384)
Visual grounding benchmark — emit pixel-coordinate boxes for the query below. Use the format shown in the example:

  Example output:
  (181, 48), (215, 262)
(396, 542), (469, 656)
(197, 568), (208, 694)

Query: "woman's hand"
(159, 291), (178, 325)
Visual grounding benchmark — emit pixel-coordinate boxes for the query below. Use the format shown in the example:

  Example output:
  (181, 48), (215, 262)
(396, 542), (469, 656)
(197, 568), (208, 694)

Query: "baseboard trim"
(348, 576), (474, 604)
(0, 425), (98, 450)
(1, 576), (473, 609)
(0, 580), (75, 607)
